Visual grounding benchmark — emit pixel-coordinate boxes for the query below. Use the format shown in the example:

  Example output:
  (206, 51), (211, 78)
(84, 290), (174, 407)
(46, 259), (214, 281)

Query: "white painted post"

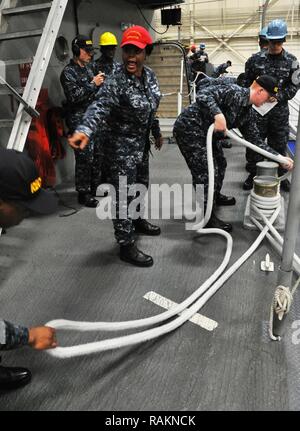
(177, 57), (184, 116)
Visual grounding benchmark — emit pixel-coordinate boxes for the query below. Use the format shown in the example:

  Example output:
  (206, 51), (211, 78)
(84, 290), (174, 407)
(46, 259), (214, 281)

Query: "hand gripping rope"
(46, 125), (298, 358)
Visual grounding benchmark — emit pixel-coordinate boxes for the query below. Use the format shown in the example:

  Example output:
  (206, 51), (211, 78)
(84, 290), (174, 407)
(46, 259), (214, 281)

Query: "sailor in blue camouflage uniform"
(94, 31), (120, 76)
(0, 148), (57, 390)
(60, 35), (105, 207)
(258, 26), (269, 51)
(212, 60), (232, 78)
(196, 74), (237, 92)
(196, 74), (244, 150)
(69, 26), (163, 267)
(0, 320), (30, 351)
(173, 75), (294, 232)
(92, 32), (121, 187)
(0, 320), (56, 390)
(190, 42), (209, 84)
(242, 19), (300, 191)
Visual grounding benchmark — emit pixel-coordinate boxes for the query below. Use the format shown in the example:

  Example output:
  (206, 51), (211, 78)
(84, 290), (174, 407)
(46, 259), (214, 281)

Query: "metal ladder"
(0, 0), (68, 151)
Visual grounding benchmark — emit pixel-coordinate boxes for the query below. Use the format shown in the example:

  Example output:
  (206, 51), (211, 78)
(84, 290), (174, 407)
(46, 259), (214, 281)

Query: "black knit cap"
(0, 148), (58, 214)
(255, 75), (279, 96)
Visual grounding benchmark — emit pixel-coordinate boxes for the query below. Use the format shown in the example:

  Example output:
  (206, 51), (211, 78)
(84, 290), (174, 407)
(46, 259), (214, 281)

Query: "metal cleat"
(261, 253), (274, 272)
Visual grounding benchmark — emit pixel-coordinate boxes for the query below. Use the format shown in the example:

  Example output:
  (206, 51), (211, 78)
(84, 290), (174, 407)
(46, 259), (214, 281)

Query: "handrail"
(0, 75), (39, 118)
(153, 40), (191, 105)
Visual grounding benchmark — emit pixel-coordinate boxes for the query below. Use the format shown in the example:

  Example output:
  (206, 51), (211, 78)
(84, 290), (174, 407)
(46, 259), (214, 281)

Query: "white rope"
(248, 199), (300, 340)
(226, 130), (287, 164)
(268, 286), (293, 341)
(274, 286), (293, 320)
(227, 129), (299, 341)
(247, 194), (290, 341)
(46, 126), (295, 358)
(47, 124), (236, 358)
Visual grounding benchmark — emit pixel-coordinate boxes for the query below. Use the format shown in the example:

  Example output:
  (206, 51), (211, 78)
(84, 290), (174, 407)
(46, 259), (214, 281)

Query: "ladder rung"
(0, 86), (24, 95)
(2, 3), (52, 16)
(3, 58), (34, 66)
(0, 29), (43, 41)
(0, 119), (14, 128)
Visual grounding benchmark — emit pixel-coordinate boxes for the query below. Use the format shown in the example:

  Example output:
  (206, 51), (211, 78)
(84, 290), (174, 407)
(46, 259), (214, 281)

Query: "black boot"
(78, 193), (99, 208)
(206, 212), (232, 232)
(133, 219), (161, 236)
(216, 193), (236, 206)
(120, 243), (153, 267)
(0, 364), (31, 390)
(280, 179), (290, 192)
(243, 173), (255, 191)
(90, 186), (98, 197)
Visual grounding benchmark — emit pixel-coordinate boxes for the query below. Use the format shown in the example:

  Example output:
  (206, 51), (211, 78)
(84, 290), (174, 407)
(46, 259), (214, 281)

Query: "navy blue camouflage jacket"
(77, 64), (162, 160)
(196, 76), (237, 92)
(212, 63), (230, 78)
(244, 49), (299, 105)
(60, 59), (100, 130)
(93, 56), (120, 77)
(177, 83), (279, 157)
(0, 319), (29, 350)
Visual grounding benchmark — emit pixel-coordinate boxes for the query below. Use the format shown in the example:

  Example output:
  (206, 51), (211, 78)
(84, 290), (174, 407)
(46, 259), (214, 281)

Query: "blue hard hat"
(199, 42), (206, 49)
(259, 26), (268, 39)
(266, 19), (287, 39)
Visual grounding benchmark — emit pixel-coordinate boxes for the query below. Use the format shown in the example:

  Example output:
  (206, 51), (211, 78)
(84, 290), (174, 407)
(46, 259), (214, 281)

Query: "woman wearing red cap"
(68, 26), (163, 267)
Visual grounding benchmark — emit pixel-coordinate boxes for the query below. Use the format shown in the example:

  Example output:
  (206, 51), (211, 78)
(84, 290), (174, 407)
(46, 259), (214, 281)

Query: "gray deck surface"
(0, 142), (299, 411)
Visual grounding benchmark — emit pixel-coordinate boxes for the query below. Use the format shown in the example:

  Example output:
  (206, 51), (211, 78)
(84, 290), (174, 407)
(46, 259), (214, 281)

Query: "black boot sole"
(83, 202), (99, 208)
(120, 254), (154, 267)
(0, 374), (31, 390)
(215, 200), (236, 206)
(78, 199), (99, 207)
(134, 228), (161, 236)
(206, 225), (233, 233)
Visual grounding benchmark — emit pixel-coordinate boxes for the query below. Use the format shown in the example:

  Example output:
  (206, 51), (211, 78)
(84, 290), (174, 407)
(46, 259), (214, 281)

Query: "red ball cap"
(120, 25), (153, 49)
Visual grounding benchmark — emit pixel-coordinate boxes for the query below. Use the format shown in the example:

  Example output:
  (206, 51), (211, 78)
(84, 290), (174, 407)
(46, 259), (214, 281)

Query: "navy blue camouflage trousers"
(173, 125), (227, 207)
(245, 104), (289, 175)
(104, 149), (149, 246)
(74, 134), (103, 194)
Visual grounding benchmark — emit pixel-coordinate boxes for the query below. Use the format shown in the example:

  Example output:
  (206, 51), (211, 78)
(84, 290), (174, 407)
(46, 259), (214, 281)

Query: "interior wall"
(152, 0), (300, 75)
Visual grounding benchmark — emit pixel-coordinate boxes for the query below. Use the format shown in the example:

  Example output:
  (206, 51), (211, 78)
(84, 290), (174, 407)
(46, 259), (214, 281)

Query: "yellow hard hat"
(99, 32), (118, 46)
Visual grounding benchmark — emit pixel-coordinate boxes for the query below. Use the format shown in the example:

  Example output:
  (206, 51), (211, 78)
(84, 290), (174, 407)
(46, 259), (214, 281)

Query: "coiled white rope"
(46, 126), (294, 358)
(250, 204), (300, 341)
(274, 286), (293, 320)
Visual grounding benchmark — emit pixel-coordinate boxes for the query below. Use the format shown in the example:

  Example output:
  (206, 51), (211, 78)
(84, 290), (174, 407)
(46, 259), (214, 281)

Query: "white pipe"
(177, 57), (184, 116)
(290, 123), (297, 135)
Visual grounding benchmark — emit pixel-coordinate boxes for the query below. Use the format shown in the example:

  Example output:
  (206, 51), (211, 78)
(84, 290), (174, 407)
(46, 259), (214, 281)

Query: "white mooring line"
(143, 291), (218, 332)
